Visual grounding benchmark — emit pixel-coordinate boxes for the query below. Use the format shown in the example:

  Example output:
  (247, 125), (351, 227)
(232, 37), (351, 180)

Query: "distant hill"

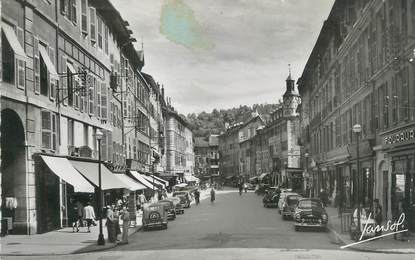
(186, 103), (279, 137)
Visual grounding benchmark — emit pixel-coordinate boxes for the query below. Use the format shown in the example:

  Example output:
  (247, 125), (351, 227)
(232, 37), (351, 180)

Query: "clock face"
(284, 98), (292, 106)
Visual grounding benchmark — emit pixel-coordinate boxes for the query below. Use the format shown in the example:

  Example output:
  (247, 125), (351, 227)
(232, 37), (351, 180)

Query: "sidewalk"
(0, 214), (143, 256)
(326, 206), (415, 254)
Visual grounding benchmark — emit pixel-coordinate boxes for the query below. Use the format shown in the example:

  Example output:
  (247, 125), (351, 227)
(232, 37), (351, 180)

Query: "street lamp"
(352, 124), (362, 235)
(304, 152), (310, 198)
(95, 129), (105, 246)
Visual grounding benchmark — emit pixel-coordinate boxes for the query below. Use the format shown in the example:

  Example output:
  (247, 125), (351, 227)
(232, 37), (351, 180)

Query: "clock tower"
(282, 70), (300, 117)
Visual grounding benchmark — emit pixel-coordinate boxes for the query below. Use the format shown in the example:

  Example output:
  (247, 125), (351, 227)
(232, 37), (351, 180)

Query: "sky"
(112, 0), (335, 115)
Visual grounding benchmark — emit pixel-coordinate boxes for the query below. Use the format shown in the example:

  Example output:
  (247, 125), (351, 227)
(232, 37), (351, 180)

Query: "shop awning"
(70, 160), (126, 190)
(258, 173), (269, 180)
(150, 175), (169, 186)
(141, 174), (165, 188)
(129, 171), (158, 190)
(114, 174), (146, 191)
(2, 22), (28, 61)
(41, 156), (94, 193)
(39, 45), (58, 79)
(226, 175), (236, 180)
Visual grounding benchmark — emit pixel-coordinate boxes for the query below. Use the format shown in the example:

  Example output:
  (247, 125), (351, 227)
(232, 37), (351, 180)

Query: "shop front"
(381, 124), (415, 232)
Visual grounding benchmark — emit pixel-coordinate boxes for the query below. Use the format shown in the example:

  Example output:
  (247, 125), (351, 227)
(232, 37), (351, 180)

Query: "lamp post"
(95, 130), (105, 246)
(352, 124), (362, 234)
(305, 152), (309, 198)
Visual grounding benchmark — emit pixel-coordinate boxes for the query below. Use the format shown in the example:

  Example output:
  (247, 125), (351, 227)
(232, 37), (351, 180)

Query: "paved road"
(115, 190), (339, 251)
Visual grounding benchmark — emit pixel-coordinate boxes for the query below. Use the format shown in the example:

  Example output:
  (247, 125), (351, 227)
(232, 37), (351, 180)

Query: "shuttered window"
(101, 83), (108, 120)
(89, 7), (96, 43)
(88, 75), (95, 115)
(34, 37), (40, 94)
(81, 0), (88, 35)
(41, 110), (57, 150)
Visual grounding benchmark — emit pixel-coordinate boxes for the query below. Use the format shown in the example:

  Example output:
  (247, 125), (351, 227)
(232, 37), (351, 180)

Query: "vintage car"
(293, 198), (328, 231)
(263, 192), (280, 208)
(278, 192), (297, 213)
(158, 200), (176, 220)
(142, 202), (168, 231)
(173, 191), (193, 203)
(165, 197), (185, 215)
(177, 194), (191, 208)
(281, 194), (302, 220)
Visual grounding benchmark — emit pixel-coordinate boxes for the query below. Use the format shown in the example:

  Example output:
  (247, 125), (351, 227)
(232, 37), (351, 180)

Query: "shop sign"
(383, 128), (415, 146)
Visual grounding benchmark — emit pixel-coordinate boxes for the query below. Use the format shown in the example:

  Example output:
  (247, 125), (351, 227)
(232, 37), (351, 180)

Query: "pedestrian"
(106, 205), (116, 243)
(210, 188), (216, 203)
(194, 189), (200, 205)
(69, 198), (80, 232)
(113, 205), (121, 242)
(82, 202), (96, 233)
(120, 205), (130, 244)
(372, 199), (383, 236)
(137, 191), (147, 211)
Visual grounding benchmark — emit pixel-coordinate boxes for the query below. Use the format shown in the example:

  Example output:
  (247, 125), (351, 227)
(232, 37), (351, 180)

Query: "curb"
(0, 226), (142, 257)
(327, 225), (415, 254)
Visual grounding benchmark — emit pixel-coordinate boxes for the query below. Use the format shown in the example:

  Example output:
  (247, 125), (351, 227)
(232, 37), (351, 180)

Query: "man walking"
(83, 202), (96, 233)
(194, 189), (200, 205)
(210, 188), (216, 203)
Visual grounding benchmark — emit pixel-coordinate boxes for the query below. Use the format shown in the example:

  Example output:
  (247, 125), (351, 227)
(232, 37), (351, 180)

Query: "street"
(115, 190), (337, 250)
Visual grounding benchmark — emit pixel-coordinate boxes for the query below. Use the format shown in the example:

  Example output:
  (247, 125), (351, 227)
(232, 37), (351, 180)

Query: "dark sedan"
(293, 198), (328, 231)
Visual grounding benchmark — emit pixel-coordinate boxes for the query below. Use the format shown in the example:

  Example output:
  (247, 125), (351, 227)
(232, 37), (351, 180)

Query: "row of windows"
(60, 0), (110, 55)
(307, 0), (415, 123)
(310, 65), (415, 155)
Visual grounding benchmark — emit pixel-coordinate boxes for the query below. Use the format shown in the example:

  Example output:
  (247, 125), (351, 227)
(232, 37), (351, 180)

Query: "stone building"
(298, 0), (415, 230)
(0, 0), (159, 234)
(194, 134), (220, 182)
(163, 107), (194, 184)
(251, 74), (302, 189)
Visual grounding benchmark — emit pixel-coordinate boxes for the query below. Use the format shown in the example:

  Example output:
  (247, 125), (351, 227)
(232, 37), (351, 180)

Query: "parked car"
(293, 198), (328, 231)
(173, 191), (193, 202)
(278, 192), (296, 213)
(247, 183), (255, 190)
(263, 192), (280, 208)
(158, 200), (176, 220)
(142, 202), (168, 231)
(165, 197), (185, 214)
(177, 194), (191, 208)
(281, 194), (302, 220)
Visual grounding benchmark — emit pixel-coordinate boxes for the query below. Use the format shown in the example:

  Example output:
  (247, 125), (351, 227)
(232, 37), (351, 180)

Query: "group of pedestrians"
(105, 204), (130, 244)
(71, 201), (96, 233)
(70, 198), (131, 244)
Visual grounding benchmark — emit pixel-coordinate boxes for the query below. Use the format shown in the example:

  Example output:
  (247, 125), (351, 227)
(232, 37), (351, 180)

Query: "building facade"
(164, 108), (194, 183)
(194, 135), (220, 181)
(298, 0), (415, 231)
(0, 0), (169, 235)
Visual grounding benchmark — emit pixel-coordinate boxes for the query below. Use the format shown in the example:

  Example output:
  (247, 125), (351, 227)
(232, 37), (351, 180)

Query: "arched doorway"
(1, 109), (26, 233)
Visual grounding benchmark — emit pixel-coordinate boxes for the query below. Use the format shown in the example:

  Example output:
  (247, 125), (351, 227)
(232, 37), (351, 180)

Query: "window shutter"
(41, 110), (52, 149)
(81, 0), (88, 35)
(96, 79), (101, 118)
(61, 56), (68, 105)
(88, 75), (94, 115)
(101, 83), (107, 120)
(73, 64), (79, 109)
(34, 37), (40, 94)
(89, 7), (97, 43)
(48, 47), (56, 100)
(71, 0), (77, 24)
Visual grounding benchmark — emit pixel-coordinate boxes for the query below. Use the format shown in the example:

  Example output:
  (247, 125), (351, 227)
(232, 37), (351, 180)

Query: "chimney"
(161, 85), (165, 100)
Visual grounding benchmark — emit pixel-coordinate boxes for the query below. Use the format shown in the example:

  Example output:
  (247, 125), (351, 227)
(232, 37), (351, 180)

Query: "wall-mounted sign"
(383, 127), (415, 146)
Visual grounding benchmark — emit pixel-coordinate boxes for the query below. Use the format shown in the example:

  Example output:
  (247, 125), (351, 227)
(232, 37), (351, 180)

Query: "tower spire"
(287, 64), (292, 80)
